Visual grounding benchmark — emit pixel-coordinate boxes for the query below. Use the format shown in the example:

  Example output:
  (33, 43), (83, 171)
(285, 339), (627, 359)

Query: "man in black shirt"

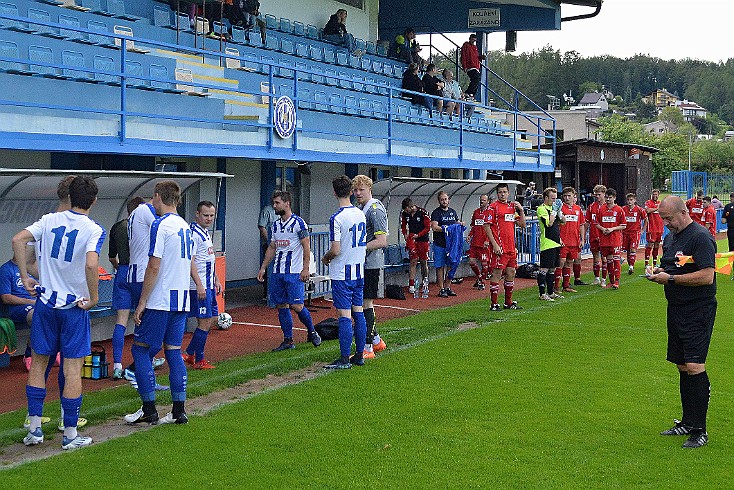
(422, 63), (445, 115)
(431, 191), (461, 297)
(721, 192), (734, 252)
(647, 196), (717, 449)
(401, 198), (431, 296)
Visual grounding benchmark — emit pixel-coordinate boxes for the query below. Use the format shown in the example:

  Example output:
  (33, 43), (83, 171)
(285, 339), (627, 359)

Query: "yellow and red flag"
(674, 252), (734, 274)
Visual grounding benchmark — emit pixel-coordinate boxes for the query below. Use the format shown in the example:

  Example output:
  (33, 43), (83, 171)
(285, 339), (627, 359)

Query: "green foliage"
(579, 81), (602, 95)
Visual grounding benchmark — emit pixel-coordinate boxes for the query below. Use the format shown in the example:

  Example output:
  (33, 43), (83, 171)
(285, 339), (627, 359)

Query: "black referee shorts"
(666, 300), (717, 365)
(363, 268), (381, 299)
(539, 248), (560, 269)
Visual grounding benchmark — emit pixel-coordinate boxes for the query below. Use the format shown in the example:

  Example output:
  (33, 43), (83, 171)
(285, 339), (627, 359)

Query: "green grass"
(1, 252), (733, 487)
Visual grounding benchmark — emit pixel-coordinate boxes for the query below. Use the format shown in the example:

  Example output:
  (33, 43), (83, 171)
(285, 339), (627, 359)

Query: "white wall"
(262, 0), (378, 42)
(224, 158), (262, 282)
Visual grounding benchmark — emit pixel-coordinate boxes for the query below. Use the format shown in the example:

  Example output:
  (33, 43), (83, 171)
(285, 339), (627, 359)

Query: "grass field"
(1, 255), (733, 487)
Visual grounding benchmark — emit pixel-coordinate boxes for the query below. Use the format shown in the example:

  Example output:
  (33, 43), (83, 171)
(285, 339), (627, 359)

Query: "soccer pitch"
(1, 272), (732, 487)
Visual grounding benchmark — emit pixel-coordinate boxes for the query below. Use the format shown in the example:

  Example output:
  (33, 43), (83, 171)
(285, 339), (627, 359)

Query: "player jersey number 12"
(350, 222), (367, 248)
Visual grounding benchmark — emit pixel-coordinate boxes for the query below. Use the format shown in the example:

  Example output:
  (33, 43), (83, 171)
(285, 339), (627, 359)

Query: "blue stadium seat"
(294, 61), (308, 81)
(348, 54), (360, 69)
(240, 53), (261, 73)
(366, 42), (376, 55)
(297, 87), (312, 109)
(294, 42), (308, 58)
(305, 24), (318, 39)
(358, 98), (371, 117)
(106, 0), (142, 21)
(278, 17), (291, 33)
(382, 63), (393, 77)
(335, 50), (348, 66)
(261, 55), (275, 75)
(29, 44), (63, 78)
(28, 8), (59, 37)
(395, 102), (409, 121)
(248, 30), (263, 48)
(61, 50), (95, 82)
(125, 60), (151, 89)
(174, 13), (194, 32)
(323, 68), (337, 86)
(265, 36), (279, 51)
(93, 55), (118, 85)
(310, 65), (323, 84)
(308, 45), (323, 62)
(88, 20), (117, 48)
(264, 14), (277, 30)
(278, 58), (294, 78)
(371, 59), (382, 74)
(337, 71), (352, 89)
(212, 21), (227, 38)
(231, 25), (246, 44)
(355, 38), (366, 52)
(364, 77), (376, 94)
(352, 75), (364, 92)
(344, 95), (357, 115)
(329, 93), (343, 113)
(0, 40), (32, 74)
(376, 43), (387, 57)
(0, 2), (33, 33)
(360, 56), (371, 71)
(80, 0), (112, 16)
(58, 14), (83, 41)
(372, 100), (384, 119)
(292, 21), (304, 37)
(323, 48), (335, 64)
(153, 5), (172, 28)
(280, 38), (294, 54)
(314, 91), (328, 111)
(149, 63), (176, 92)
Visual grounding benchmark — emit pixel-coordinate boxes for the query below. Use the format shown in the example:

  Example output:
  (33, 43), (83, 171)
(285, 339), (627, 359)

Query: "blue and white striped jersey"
(127, 202), (157, 283)
(26, 210), (106, 308)
(146, 213), (194, 312)
(270, 214), (309, 274)
(328, 206), (366, 281)
(189, 222), (216, 290)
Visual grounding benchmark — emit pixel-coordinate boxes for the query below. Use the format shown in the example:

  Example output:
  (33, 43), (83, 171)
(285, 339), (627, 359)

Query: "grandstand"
(0, 0), (601, 295)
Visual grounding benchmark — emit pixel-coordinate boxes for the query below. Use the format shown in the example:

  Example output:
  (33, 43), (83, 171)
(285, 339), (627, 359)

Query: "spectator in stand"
(711, 195), (724, 210)
(702, 196), (717, 238)
(400, 198), (431, 296)
(722, 192), (734, 252)
(686, 189), (705, 226)
(391, 28), (424, 68)
(228, 0), (266, 44)
(422, 63), (444, 115)
(322, 9), (363, 57)
(401, 63), (431, 112)
(440, 69), (462, 119)
(524, 181), (537, 200)
(460, 33), (485, 101)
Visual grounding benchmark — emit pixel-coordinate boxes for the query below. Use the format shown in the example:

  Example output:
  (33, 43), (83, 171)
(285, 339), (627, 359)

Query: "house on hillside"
(675, 100), (707, 121)
(643, 88), (679, 109)
(579, 92), (609, 112)
(644, 120), (676, 135)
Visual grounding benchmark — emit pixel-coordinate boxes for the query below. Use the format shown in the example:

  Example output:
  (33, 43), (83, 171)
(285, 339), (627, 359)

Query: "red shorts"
(622, 233), (640, 252)
(646, 231), (663, 244)
(408, 240), (429, 261)
(600, 246), (621, 258)
(560, 246), (580, 261)
(468, 245), (490, 262)
(490, 252), (517, 270)
(589, 238), (601, 254)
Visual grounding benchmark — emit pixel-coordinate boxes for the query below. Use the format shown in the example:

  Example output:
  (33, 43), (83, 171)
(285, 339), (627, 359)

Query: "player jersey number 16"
(178, 228), (194, 259)
(349, 222), (367, 248)
(50, 226), (78, 262)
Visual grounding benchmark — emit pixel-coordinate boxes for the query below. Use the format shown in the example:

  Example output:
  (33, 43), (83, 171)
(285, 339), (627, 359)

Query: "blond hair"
(351, 174), (373, 189)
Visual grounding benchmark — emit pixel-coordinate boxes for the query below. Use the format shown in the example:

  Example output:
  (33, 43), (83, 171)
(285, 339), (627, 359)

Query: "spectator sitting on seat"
(228, 0), (266, 44)
(401, 63), (431, 113)
(422, 63), (444, 115)
(322, 9), (363, 57)
(440, 68), (462, 119)
(391, 28), (424, 68)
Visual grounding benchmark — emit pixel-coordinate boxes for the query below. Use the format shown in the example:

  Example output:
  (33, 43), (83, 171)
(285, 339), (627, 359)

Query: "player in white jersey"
(322, 176), (368, 370)
(15, 176), (105, 450)
(125, 181), (193, 425)
(182, 201), (222, 370)
(257, 191), (321, 352)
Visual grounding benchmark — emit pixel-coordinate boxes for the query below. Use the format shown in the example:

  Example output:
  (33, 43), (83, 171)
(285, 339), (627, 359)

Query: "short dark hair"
(426, 63), (436, 72)
(405, 27), (415, 35)
(126, 196), (145, 214)
(469, 33), (477, 39)
(69, 176), (98, 210)
(401, 197), (413, 210)
(154, 180), (181, 207)
(271, 190), (291, 204)
(703, 196), (712, 202)
(197, 200), (215, 211)
(332, 175), (352, 199)
(605, 188), (617, 197)
(496, 182), (509, 191)
(696, 189), (704, 197)
(561, 186), (575, 195)
(57, 175), (77, 201)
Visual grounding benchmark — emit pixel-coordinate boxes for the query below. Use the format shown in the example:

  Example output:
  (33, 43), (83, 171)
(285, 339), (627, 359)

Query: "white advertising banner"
(468, 8), (500, 29)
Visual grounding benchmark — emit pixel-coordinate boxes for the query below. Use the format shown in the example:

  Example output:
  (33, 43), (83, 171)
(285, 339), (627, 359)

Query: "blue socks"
(337, 316), (353, 358)
(131, 343), (155, 402)
(297, 308), (315, 333)
(353, 311), (367, 355)
(278, 308), (294, 339)
(26, 385), (46, 417)
(112, 323), (126, 363)
(61, 395), (82, 429)
(165, 349), (187, 403)
(186, 328), (209, 363)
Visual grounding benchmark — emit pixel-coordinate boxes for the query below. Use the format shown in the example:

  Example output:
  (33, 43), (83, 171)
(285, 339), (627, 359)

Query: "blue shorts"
(134, 309), (187, 350)
(331, 279), (364, 310)
(269, 273), (305, 306)
(30, 299), (90, 359)
(128, 281), (143, 309)
(188, 288), (219, 319)
(112, 265), (132, 310)
(432, 244), (448, 268)
(7, 303), (33, 325)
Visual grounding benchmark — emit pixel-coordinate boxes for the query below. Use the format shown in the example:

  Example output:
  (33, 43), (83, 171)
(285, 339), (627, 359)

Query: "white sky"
(417, 0), (733, 63)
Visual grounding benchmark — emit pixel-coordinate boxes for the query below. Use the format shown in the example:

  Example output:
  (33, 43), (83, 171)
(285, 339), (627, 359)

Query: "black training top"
(108, 218), (130, 265)
(661, 221), (716, 304)
(723, 202), (734, 232)
(431, 207), (458, 248)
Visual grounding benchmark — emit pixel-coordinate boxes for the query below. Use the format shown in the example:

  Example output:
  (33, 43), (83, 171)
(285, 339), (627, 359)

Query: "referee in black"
(722, 192), (734, 252)
(647, 196), (717, 448)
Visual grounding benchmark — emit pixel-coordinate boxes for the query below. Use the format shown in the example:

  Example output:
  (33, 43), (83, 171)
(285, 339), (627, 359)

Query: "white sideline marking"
(372, 304), (422, 312)
(233, 321), (307, 332)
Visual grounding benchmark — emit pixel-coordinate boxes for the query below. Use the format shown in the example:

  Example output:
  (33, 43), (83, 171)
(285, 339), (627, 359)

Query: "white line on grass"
(234, 321), (306, 332)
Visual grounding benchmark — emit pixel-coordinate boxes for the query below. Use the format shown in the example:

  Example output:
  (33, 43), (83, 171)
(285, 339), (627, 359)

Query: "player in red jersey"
(686, 190), (705, 226)
(622, 192), (647, 275)
(466, 194), (491, 290)
(702, 196), (717, 238)
(556, 187), (586, 292)
(594, 188), (626, 289)
(400, 198), (431, 295)
(644, 189), (664, 268)
(586, 184), (607, 285)
(484, 182), (526, 311)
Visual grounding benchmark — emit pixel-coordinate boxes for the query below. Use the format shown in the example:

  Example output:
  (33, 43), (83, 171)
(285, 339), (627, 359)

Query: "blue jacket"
(443, 223), (466, 279)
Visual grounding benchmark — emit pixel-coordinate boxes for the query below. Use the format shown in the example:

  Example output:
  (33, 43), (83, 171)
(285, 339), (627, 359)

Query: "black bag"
(515, 263), (540, 279)
(315, 317), (340, 340)
(384, 284), (406, 300)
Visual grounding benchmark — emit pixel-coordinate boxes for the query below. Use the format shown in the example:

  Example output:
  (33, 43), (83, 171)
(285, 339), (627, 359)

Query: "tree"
(579, 81), (601, 96)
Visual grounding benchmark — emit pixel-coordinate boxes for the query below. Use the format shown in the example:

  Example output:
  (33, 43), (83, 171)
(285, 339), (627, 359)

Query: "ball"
(217, 312), (233, 330)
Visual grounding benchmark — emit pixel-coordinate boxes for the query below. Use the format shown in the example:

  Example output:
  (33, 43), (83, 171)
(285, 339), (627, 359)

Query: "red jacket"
(461, 42), (481, 71)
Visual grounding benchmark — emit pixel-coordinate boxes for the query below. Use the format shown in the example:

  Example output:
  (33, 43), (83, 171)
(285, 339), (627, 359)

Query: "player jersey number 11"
(50, 226), (78, 262)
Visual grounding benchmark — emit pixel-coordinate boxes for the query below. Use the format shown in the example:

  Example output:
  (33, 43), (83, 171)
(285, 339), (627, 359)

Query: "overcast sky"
(419, 0), (733, 63)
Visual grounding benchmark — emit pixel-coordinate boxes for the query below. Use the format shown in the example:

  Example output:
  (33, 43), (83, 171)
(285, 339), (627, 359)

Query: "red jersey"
(487, 200), (518, 254)
(468, 207), (491, 248)
(559, 203), (585, 247)
(703, 206), (717, 237)
(586, 201), (603, 241)
(400, 206), (431, 242)
(623, 205), (646, 235)
(595, 204), (626, 248)
(686, 197), (705, 226)
(644, 199), (664, 234)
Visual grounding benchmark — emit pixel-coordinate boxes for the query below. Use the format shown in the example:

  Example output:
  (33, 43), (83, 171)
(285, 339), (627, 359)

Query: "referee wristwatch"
(667, 274), (675, 285)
